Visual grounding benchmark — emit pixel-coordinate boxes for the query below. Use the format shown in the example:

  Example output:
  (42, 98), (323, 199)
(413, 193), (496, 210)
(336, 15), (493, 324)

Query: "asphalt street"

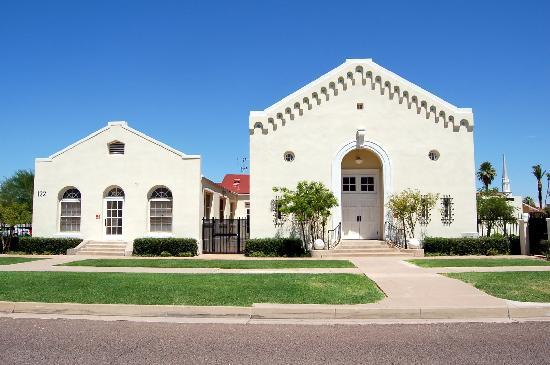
(0, 318), (548, 364)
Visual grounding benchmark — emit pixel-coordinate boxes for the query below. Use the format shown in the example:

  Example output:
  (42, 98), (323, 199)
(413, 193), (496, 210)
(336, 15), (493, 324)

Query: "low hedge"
(19, 237), (83, 255)
(244, 238), (306, 257)
(133, 238), (198, 256)
(531, 240), (550, 256)
(423, 236), (510, 256)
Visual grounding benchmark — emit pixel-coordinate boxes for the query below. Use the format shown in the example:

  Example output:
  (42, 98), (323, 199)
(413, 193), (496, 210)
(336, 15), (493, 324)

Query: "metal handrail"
(327, 222), (342, 250)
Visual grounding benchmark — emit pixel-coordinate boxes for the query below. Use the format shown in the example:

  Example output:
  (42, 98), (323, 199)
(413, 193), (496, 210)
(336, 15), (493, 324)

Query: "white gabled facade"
(249, 59), (477, 239)
(33, 121), (202, 247)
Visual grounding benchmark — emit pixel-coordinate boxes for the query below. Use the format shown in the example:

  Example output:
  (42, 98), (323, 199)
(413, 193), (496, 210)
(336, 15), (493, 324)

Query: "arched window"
(149, 187), (172, 232)
(106, 187), (125, 197)
(60, 188), (81, 232)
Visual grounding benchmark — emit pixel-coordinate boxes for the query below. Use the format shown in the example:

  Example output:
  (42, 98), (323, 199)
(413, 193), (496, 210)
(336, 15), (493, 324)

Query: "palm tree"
(477, 162), (496, 191)
(532, 164), (546, 209)
(522, 196), (536, 207)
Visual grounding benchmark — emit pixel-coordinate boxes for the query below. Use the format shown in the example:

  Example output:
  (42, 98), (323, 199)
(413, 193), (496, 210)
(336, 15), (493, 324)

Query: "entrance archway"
(331, 138), (392, 240)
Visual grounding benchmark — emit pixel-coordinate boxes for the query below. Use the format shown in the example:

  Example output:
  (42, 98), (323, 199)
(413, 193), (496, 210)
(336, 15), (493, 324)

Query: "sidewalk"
(352, 257), (512, 308)
(0, 255), (549, 321)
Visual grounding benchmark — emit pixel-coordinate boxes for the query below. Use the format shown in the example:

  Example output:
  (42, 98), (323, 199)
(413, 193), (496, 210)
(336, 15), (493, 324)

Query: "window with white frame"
(149, 187), (172, 232)
(342, 176), (356, 192)
(204, 192), (213, 218)
(360, 176), (375, 192)
(219, 198), (226, 219)
(60, 188), (81, 232)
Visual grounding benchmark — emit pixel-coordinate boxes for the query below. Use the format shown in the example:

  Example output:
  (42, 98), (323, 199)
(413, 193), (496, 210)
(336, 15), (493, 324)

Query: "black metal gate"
(528, 213), (549, 255)
(202, 218), (249, 254)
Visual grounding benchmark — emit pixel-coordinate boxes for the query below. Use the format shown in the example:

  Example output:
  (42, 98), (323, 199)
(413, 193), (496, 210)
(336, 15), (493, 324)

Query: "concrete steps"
(75, 241), (128, 256)
(312, 240), (419, 258)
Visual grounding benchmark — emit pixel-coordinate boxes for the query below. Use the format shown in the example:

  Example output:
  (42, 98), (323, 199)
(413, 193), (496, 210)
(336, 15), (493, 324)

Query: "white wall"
(33, 122), (202, 243)
(249, 60), (476, 239)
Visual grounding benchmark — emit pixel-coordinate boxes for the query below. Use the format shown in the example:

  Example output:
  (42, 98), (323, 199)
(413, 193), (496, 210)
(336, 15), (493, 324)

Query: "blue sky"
(1, 0), (548, 200)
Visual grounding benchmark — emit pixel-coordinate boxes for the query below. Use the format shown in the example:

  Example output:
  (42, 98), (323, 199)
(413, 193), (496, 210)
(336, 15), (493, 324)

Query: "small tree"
(0, 170), (34, 252)
(387, 189), (438, 247)
(0, 203), (32, 252)
(273, 181), (338, 249)
(477, 190), (516, 236)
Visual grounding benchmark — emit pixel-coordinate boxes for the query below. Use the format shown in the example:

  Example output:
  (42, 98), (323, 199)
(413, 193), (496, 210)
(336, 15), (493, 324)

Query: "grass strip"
(446, 271), (550, 302)
(0, 272), (383, 306)
(61, 258), (356, 269)
(409, 258), (550, 268)
(0, 257), (45, 266)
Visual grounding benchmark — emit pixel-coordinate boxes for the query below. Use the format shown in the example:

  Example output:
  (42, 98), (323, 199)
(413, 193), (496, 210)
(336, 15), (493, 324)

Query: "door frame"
(103, 197), (124, 240)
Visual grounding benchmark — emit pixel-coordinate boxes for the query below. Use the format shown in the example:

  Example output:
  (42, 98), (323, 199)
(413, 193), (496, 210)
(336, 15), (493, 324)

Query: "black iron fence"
(202, 218), (249, 254)
(528, 212), (549, 254)
(477, 219), (519, 237)
(0, 223), (32, 253)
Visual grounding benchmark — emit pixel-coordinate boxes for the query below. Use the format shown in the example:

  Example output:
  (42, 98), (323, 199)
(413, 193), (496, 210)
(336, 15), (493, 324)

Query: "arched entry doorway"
(331, 136), (392, 240)
(340, 149), (383, 239)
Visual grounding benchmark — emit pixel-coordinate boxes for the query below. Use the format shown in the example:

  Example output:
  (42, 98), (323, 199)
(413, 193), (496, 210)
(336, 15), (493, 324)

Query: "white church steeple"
(502, 153), (511, 195)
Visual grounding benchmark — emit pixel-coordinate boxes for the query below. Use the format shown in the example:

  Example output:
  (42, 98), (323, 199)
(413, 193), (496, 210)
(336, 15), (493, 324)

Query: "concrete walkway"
(351, 257), (509, 308)
(0, 254), (549, 320)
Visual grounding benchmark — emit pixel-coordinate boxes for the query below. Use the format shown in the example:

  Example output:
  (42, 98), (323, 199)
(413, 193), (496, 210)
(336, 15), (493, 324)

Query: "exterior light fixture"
(355, 156), (363, 165)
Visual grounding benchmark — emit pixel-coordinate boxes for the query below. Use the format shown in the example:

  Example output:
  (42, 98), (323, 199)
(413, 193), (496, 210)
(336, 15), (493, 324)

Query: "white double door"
(341, 169), (380, 240)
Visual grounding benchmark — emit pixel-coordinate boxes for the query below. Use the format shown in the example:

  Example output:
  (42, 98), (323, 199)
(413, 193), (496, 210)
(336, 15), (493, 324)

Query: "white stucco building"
(32, 121), (249, 255)
(249, 59), (477, 240)
(33, 58), (479, 255)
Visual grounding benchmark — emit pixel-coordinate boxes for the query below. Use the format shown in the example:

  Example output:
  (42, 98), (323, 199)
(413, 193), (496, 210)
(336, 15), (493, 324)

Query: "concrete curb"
(1, 301), (549, 320)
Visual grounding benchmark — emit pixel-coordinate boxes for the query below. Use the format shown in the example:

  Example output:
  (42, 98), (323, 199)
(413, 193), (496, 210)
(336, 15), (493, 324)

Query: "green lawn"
(446, 272), (550, 302)
(0, 272), (383, 306)
(409, 258), (550, 268)
(0, 257), (44, 265)
(61, 258), (356, 269)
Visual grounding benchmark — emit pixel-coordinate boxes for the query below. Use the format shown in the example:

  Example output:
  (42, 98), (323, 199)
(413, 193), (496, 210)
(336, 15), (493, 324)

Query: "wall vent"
(108, 141), (125, 155)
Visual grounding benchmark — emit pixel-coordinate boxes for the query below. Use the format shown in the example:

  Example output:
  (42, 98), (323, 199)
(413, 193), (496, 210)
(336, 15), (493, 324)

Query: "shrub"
(529, 240), (550, 255)
(244, 238), (306, 257)
(423, 236), (510, 256)
(133, 238), (198, 256)
(18, 237), (82, 255)
(532, 240), (550, 258)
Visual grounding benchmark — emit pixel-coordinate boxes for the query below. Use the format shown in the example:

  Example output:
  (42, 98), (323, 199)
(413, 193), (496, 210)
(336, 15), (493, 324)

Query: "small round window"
(284, 151), (295, 162)
(428, 150), (440, 161)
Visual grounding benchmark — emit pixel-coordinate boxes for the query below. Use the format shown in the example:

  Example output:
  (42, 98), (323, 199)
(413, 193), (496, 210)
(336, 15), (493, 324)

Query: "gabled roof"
(249, 59), (474, 134)
(219, 174), (250, 195)
(37, 121), (200, 162)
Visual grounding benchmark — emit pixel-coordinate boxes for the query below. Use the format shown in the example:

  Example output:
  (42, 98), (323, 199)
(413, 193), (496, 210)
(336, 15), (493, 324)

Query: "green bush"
(532, 240), (550, 257)
(244, 238), (306, 257)
(19, 237), (83, 255)
(423, 236), (510, 256)
(133, 238), (198, 256)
